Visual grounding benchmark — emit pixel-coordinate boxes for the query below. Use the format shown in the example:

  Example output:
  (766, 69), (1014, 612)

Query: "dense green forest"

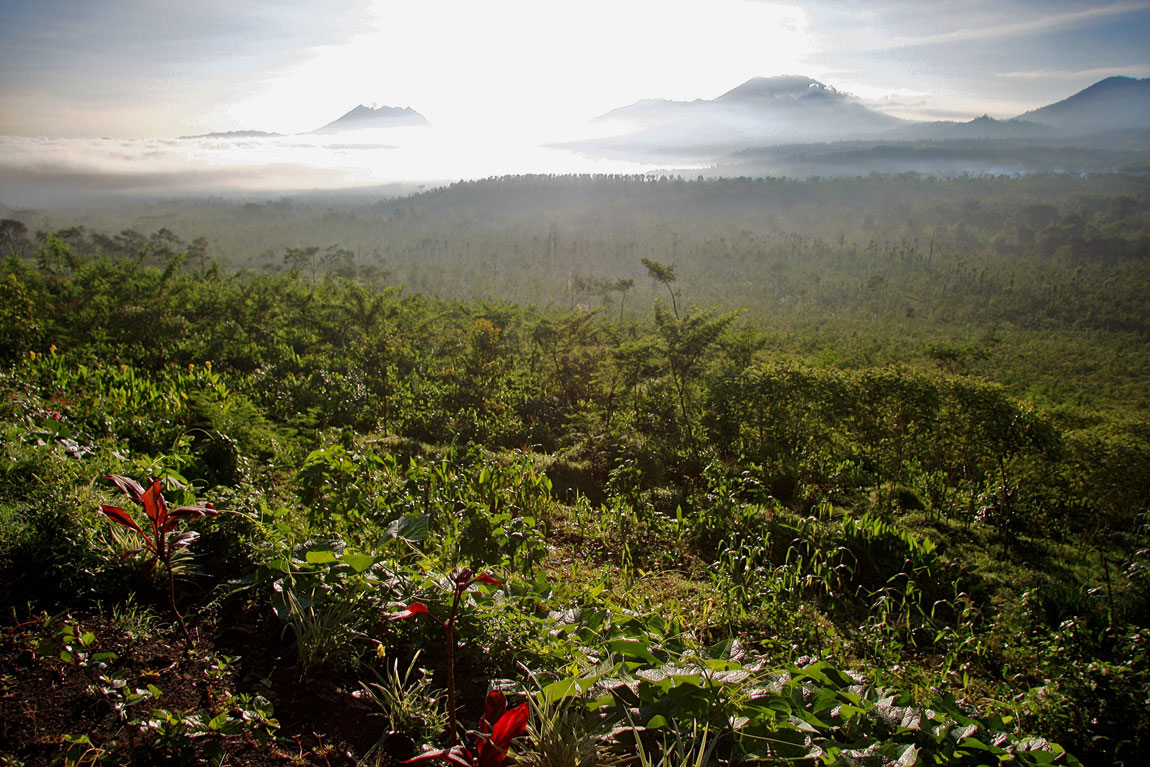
(1, 174), (1147, 766)
(7, 173), (1147, 411)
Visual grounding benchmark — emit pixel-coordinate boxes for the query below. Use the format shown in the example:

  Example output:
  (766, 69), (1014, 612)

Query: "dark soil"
(0, 599), (402, 766)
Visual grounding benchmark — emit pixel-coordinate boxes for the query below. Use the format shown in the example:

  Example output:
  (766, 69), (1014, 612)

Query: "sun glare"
(229, 0), (816, 140)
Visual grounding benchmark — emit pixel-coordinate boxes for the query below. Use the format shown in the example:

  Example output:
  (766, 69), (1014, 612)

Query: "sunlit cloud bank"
(0, 128), (662, 205)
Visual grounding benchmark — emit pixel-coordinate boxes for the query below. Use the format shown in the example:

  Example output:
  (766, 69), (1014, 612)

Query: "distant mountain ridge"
(887, 115), (1052, 141)
(311, 105), (430, 133)
(565, 74), (1150, 167)
(179, 130), (283, 140)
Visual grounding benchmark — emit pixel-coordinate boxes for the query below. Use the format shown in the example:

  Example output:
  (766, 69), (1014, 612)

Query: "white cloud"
(998, 65), (1150, 79)
(0, 128), (660, 203)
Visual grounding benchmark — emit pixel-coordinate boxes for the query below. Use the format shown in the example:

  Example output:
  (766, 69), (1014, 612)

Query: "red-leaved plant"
(99, 475), (217, 648)
(406, 690), (528, 767)
(385, 568), (501, 744)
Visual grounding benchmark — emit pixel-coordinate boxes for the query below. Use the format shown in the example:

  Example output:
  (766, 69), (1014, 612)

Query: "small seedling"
(99, 474), (217, 648)
(385, 567), (501, 745)
(30, 614), (116, 670)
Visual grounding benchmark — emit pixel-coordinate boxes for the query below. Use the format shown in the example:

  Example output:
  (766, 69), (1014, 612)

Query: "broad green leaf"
(341, 552), (375, 573)
(956, 737), (994, 752)
(541, 676), (597, 705)
(305, 550), (337, 564)
(587, 693), (615, 711)
(605, 639), (659, 665)
(836, 704), (867, 720)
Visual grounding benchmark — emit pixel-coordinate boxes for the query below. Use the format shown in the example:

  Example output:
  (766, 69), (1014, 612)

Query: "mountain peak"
(579, 74), (903, 161)
(1018, 76), (1150, 134)
(717, 76), (837, 103)
(312, 104), (430, 134)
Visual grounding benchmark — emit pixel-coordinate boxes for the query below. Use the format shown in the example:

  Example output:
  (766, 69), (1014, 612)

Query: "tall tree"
(641, 257), (679, 318)
(653, 303), (736, 460)
(0, 219), (29, 257)
(614, 277), (634, 322)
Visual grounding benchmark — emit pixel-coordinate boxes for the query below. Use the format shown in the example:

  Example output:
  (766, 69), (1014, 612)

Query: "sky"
(0, 0), (1148, 195)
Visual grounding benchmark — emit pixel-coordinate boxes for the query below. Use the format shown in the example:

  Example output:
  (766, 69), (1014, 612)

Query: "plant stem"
(444, 581), (464, 745)
(166, 555), (192, 650)
(445, 621), (456, 745)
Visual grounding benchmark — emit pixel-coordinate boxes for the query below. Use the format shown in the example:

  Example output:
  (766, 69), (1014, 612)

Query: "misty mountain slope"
(713, 76), (904, 135)
(1019, 76), (1150, 135)
(567, 76), (904, 160)
(311, 104), (430, 133)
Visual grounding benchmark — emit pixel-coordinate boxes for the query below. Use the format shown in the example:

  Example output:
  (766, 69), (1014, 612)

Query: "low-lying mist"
(0, 128), (660, 206)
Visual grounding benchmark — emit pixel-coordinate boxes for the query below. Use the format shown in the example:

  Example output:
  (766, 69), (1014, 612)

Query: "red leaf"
(480, 690), (507, 733)
(100, 506), (156, 554)
(163, 504), (219, 531)
(100, 505), (145, 535)
(472, 573), (501, 587)
(169, 502), (218, 517)
(476, 701), (529, 765)
(141, 480), (167, 524)
(383, 603), (431, 621)
(489, 701), (529, 748)
(104, 475), (145, 504)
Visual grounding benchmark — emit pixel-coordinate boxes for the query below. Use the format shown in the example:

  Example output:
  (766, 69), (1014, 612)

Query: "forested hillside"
(1, 174), (1147, 766)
